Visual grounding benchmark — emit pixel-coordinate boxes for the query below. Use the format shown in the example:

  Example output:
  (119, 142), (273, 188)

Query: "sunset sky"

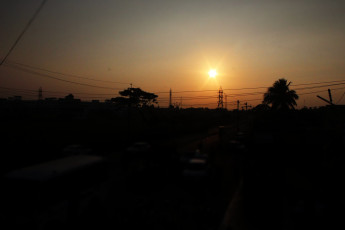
(1, 0), (345, 108)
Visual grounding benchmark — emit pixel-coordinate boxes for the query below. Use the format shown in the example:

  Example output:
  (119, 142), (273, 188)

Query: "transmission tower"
(217, 87), (224, 109)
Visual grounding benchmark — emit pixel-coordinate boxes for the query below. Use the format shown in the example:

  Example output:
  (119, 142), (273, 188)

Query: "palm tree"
(263, 78), (299, 110)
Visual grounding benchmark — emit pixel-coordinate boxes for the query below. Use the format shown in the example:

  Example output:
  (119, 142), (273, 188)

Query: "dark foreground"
(1, 106), (344, 230)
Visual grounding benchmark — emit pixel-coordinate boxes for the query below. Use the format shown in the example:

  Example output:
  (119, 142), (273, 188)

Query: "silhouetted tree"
(263, 78), (299, 110)
(65, 94), (74, 101)
(111, 87), (158, 107)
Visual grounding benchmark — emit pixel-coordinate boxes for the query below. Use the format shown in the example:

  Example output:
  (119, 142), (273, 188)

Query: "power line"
(291, 79), (345, 87)
(182, 103), (218, 106)
(0, 86), (37, 93)
(2, 85), (343, 103)
(6, 61), (131, 85)
(154, 79), (345, 94)
(160, 83), (345, 100)
(158, 95), (219, 99)
(336, 92), (345, 104)
(155, 89), (218, 94)
(2, 80), (345, 106)
(0, 90), (37, 96)
(298, 87), (345, 96)
(0, 0), (48, 66)
(3, 64), (123, 90)
(221, 83), (345, 97)
(4, 61), (345, 96)
(170, 97), (218, 101)
(162, 96), (219, 100)
(123, 86), (345, 105)
(293, 82), (345, 91)
(0, 86), (121, 96)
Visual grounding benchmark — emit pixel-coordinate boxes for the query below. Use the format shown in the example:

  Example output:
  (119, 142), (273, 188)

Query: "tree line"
(108, 78), (299, 110)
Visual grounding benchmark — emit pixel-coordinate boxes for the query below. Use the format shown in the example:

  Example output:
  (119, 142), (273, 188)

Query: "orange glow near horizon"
(0, 1), (344, 109)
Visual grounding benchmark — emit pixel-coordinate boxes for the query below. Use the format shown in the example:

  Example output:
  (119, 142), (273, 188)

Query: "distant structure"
(38, 87), (43, 100)
(217, 87), (224, 109)
(169, 88), (172, 108)
(242, 102), (252, 111)
(8, 96), (22, 101)
(45, 97), (57, 101)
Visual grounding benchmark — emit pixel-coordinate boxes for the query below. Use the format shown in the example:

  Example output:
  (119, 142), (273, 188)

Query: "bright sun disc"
(208, 69), (217, 78)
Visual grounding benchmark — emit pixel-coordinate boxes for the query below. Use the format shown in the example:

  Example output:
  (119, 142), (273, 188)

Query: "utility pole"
(317, 88), (334, 106)
(328, 89), (333, 104)
(169, 88), (172, 108)
(217, 87), (224, 109)
(38, 87), (42, 100)
(317, 95), (334, 105)
(242, 102), (252, 111)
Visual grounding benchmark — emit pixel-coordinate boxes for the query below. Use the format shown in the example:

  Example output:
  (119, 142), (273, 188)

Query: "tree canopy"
(111, 87), (158, 107)
(263, 78), (299, 110)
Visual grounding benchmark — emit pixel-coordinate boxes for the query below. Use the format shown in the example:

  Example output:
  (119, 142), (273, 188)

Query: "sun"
(208, 69), (217, 78)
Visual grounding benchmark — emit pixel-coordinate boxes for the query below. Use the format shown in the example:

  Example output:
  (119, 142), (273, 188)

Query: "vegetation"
(263, 78), (299, 110)
(111, 87), (158, 107)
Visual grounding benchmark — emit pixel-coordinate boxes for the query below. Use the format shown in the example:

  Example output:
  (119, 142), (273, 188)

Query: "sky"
(1, 0), (345, 108)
